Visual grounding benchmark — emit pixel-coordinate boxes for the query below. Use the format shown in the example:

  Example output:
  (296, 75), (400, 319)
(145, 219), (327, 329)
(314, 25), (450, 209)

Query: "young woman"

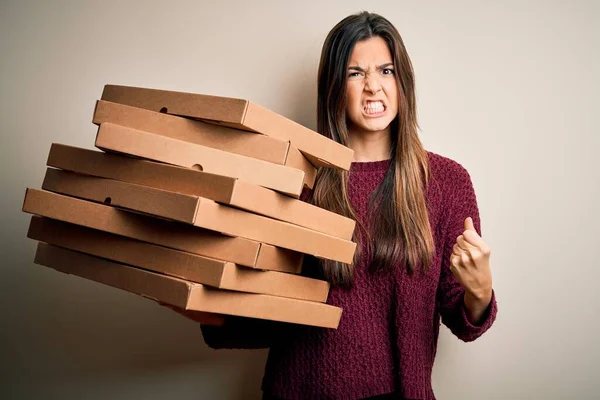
(172, 11), (497, 400)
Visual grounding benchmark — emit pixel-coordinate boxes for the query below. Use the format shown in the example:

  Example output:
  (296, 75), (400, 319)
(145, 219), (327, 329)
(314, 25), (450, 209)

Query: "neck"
(347, 126), (392, 162)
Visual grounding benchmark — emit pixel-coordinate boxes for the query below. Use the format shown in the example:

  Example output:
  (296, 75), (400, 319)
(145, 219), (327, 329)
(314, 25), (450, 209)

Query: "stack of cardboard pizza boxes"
(22, 85), (356, 329)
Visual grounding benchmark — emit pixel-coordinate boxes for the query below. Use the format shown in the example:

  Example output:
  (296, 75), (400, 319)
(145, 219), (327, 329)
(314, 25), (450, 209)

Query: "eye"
(348, 71), (363, 78)
(382, 68), (395, 75)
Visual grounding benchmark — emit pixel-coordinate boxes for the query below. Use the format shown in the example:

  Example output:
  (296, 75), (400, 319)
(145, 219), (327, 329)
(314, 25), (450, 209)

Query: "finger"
(452, 245), (472, 264)
(451, 251), (466, 267)
(456, 235), (477, 252)
(449, 254), (464, 279)
(462, 229), (484, 247)
(458, 236), (487, 263)
(456, 241), (484, 270)
(464, 217), (475, 232)
(452, 243), (463, 258)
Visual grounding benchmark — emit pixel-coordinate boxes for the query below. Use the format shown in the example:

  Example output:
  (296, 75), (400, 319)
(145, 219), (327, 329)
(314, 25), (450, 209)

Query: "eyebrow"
(348, 62), (395, 72)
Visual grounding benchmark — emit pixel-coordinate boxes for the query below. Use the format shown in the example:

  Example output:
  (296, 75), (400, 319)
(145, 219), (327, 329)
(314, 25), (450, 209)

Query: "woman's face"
(345, 36), (399, 137)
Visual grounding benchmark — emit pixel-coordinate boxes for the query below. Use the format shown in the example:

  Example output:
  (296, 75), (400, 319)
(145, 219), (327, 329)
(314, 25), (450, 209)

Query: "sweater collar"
(349, 159), (391, 172)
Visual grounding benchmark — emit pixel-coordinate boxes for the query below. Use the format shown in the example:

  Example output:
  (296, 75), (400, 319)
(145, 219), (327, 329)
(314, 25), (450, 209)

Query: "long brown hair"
(311, 11), (435, 287)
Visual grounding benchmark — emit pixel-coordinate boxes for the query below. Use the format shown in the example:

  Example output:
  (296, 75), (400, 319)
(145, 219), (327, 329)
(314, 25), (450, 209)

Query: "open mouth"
(363, 100), (386, 115)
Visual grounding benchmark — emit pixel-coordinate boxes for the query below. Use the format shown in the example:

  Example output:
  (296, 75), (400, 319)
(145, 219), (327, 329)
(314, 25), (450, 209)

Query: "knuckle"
(450, 257), (459, 268)
(461, 254), (471, 265)
(471, 250), (483, 261)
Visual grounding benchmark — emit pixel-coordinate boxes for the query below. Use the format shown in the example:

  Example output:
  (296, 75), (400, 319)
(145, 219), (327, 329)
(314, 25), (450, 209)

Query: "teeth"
(364, 101), (384, 114)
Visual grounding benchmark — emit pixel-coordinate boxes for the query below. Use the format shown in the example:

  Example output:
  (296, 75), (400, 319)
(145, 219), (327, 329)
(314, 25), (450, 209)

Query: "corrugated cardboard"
(47, 144), (355, 240)
(95, 122), (305, 197)
(101, 84), (354, 170)
(34, 243), (342, 329)
(22, 189), (303, 273)
(42, 168), (356, 264)
(92, 100), (317, 188)
(28, 216), (329, 302)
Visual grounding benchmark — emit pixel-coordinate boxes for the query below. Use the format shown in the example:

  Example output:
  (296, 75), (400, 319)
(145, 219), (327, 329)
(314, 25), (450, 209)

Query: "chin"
(361, 119), (394, 133)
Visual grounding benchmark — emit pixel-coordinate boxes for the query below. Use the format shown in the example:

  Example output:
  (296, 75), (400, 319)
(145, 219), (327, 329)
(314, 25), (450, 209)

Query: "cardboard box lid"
(93, 99), (289, 164)
(101, 84), (354, 170)
(47, 144), (355, 240)
(41, 168), (356, 264)
(34, 243), (342, 329)
(95, 122), (305, 197)
(28, 216), (329, 302)
(22, 188), (303, 273)
(93, 100), (316, 188)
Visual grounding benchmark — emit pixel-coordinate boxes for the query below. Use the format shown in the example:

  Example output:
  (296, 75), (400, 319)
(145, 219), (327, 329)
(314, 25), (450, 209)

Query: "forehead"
(348, 36), (392, 66)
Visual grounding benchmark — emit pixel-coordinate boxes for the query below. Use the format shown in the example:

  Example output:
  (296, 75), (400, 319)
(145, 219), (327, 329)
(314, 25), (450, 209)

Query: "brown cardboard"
(95, 122), (305, 197)
(41, 169), (356, 264)
(101, 84), (354, 170)
(92, 100), (317, 188)
(22, 189), (303, 273)
(47, 144), (355, 240)
(27, 217), (329, 302)
(34, 243), (342, 328)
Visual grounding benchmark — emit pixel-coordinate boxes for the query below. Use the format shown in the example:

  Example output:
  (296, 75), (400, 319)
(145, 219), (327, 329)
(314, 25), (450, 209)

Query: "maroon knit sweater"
(201, 152), (498, 400)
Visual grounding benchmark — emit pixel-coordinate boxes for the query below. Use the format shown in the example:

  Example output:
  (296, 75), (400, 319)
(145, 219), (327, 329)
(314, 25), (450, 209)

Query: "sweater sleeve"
(200, 316), (291, 350)
(437, 163), (497, 342)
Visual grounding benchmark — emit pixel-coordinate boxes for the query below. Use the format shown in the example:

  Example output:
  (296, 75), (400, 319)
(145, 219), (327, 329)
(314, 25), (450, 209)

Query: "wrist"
(463, 288), (493, 325)
(465, 287), (492, 305)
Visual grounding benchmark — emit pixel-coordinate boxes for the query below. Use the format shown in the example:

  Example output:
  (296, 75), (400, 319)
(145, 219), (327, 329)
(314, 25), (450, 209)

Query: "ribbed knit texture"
(201, 151), (497, 400)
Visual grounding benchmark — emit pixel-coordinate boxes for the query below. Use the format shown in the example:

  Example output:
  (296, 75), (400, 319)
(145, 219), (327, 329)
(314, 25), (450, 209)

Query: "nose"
(364, 72), (382, 94)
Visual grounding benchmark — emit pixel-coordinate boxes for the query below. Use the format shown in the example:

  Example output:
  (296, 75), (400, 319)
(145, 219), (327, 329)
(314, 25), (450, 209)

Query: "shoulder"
(426, 150), (474, 192)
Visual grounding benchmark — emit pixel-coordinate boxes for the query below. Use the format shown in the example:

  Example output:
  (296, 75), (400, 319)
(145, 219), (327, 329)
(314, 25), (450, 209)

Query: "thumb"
(464, 217), (475, 232)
